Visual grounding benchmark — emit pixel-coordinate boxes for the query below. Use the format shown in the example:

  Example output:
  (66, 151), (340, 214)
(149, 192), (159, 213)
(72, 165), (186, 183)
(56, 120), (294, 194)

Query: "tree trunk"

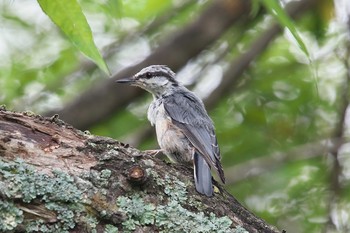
(0, 109), (279, 233)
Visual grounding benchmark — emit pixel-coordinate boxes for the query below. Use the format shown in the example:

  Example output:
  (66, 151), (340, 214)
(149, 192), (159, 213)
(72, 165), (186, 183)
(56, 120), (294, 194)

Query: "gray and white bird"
(116, 65), (225, 197)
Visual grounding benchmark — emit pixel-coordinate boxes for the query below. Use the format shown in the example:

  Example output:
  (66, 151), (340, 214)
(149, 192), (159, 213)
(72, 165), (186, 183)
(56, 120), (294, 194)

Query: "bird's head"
(116, 65), (179, 97)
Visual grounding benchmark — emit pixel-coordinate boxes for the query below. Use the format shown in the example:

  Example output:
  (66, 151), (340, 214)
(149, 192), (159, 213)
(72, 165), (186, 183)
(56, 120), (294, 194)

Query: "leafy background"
(1, 0), (349, 232)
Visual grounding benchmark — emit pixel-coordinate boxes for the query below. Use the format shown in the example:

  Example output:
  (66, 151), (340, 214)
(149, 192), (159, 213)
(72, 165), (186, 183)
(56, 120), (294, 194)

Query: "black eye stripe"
(143, 71), (173, 80)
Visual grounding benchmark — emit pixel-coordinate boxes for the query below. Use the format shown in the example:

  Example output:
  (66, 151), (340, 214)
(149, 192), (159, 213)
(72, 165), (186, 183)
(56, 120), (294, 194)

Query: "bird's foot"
(143, 149), (163, 157)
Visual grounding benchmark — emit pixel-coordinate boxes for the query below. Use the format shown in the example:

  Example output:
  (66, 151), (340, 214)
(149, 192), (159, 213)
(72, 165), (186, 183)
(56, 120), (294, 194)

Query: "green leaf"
(37, 0), (110, 75)
(261, 0), (310, 58)
(250, 0), (261, 18)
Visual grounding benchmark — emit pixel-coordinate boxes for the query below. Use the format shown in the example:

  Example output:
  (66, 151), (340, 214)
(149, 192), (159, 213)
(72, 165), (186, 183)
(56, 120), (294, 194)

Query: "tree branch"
(225, 139), (340, 185)
(123, 0), (317, 148)
(204, 0), (316, 109)
(45, 0), (252, 129)
(0, 109), (279, 232)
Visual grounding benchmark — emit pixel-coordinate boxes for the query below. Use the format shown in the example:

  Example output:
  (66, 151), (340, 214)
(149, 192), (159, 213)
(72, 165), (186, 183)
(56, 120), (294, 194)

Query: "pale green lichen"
(163, 175), (188, 202)
(80, 214), (99, 233)
(0, 156), (249, 233)
(89, 168), (112, 190)
(0, 159), (82, 203)
(101, 169), (112, 179)
(142, 159), (155, 167)
(117, 195), (155, 231)
(117, 194), (233, 233)
(0, 200), (23, 231)
(45, 202), (77, 230)
(104, 224), (119, 233)
(0, 159), (85, 232)
(100, 149), (120, 161)
(23, 202), (80, 232)
(25, 219), (48, 232)
(116, 169), (234, 233)
(233, 226), (249, 233)
(147, 169), (188, 203)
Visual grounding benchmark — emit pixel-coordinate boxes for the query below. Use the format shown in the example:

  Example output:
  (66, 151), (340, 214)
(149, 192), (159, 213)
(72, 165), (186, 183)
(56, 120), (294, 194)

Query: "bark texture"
(0, 109), (279, 233)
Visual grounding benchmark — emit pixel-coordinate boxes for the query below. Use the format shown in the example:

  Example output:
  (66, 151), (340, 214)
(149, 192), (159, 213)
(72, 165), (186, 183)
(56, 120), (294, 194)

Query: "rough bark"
(0, 109), (279, 233)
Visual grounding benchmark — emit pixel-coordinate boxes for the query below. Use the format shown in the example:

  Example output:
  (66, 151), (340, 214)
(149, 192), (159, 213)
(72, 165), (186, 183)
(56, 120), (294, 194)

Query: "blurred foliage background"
(1, 0), (350, 232)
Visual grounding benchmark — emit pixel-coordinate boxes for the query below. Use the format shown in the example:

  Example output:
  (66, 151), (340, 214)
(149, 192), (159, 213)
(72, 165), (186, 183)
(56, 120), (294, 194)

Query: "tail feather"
(194, 152), (213, 197)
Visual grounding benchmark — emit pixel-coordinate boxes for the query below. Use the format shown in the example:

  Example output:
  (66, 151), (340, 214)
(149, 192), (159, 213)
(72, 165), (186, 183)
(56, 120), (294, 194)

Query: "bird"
(116, 65), (225, 197)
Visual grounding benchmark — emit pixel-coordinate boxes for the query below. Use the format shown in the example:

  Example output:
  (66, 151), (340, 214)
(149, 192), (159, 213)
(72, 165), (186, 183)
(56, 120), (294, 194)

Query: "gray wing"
(162, 92), (225, 183)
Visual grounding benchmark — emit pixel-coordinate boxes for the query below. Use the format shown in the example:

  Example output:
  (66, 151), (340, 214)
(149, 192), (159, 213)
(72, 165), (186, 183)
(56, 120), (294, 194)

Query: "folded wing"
(162, 92), (225, 183)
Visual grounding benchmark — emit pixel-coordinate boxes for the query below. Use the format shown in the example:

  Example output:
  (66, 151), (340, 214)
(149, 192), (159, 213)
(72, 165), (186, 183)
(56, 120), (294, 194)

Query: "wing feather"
(162, 92), (225, 183)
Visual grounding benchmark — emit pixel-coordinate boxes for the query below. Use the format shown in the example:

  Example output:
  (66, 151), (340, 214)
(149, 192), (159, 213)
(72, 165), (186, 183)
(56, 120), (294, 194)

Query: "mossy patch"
(116, 169), (238, 233)
(0, 159), (84, 232)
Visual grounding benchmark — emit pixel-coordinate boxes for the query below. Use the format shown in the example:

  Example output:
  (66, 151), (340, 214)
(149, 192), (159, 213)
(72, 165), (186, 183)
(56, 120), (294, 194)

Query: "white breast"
(148, 101), (169, 145)
(147, 98), (192, 163)
(147, 99), (161, 126)
(148, 100), (166, 130)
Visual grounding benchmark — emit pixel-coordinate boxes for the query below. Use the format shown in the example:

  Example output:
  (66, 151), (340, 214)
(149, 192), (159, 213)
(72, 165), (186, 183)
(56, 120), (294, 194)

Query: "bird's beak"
(115, 77), (135, 84)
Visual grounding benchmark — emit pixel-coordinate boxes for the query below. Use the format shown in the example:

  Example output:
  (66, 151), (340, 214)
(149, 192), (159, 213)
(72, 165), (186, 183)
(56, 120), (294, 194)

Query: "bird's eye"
(146, 72), (152, 78)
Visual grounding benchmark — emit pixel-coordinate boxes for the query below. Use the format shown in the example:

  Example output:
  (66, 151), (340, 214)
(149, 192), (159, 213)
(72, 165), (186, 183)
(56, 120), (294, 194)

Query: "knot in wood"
(128, 165), (147, 183)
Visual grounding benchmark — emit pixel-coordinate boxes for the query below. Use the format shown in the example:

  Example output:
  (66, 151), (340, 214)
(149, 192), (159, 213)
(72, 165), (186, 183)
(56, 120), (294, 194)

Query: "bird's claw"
(143, 149), (162, 157)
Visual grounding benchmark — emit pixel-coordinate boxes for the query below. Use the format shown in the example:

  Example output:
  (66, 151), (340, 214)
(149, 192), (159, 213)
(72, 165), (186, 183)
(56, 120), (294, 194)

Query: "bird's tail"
(194, 152), (213, 197)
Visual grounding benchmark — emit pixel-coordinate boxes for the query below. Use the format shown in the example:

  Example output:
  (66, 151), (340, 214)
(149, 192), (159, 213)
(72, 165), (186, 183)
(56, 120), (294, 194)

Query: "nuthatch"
(117, 65), (225, 197)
